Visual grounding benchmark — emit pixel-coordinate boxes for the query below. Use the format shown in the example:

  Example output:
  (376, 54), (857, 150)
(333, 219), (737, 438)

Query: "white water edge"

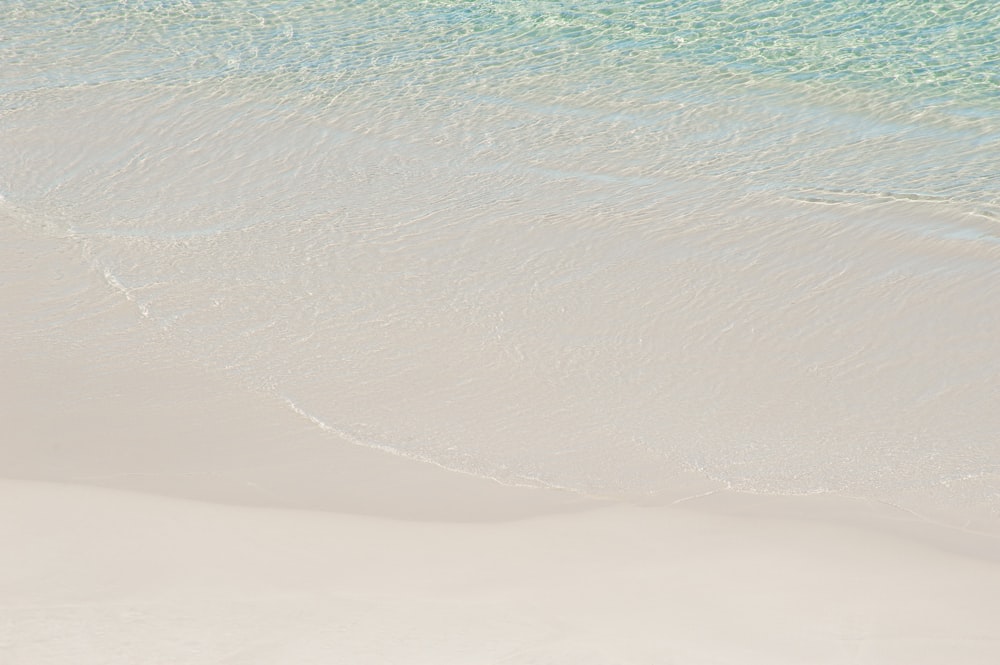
(2, 90), (999, 530)
(2, 3), (1000, 526)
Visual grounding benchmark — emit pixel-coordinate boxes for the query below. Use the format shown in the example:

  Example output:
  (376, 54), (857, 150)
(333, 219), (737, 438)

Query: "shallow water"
(3, 1), (999, 518)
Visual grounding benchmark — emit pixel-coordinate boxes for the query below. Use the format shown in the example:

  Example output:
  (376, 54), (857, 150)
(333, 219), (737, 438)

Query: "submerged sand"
(4, 216), (1000, 664)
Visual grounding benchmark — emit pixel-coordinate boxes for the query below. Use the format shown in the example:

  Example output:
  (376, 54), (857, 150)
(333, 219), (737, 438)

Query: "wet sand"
(4, 225), (1000, 664)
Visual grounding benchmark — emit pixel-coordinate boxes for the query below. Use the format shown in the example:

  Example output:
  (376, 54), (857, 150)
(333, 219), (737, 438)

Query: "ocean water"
(3, 1), (999, 517)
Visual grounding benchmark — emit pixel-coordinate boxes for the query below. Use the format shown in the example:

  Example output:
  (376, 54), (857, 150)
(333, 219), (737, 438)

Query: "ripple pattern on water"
(2, 1), (999, 519)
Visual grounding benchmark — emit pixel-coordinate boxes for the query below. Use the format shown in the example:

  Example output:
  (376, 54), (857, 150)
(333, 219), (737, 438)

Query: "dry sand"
(4, 223), (1000, 664)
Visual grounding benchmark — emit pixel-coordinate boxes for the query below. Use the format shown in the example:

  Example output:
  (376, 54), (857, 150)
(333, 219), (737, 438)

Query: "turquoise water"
(9, 1), (1000, 105)
(3, 1), (1000, 516)
(5, 0), (999, 213)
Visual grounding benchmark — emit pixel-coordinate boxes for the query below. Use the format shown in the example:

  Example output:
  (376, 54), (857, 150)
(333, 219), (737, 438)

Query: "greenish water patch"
(5, 1), (998, 111)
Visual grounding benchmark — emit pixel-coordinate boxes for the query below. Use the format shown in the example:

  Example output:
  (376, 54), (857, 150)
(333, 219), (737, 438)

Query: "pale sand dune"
(4, 220), (1000, 664)
(3, 478), (1000, 664)
(3, 337), (1000, 664)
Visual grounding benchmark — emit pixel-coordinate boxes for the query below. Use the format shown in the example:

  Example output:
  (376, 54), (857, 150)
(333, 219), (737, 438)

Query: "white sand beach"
(5, 3), (1000, 661)
(4, 225), (1000, 664)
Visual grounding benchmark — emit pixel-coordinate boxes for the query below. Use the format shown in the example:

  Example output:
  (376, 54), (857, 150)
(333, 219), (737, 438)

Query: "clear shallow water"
(3, 1), (999, 516)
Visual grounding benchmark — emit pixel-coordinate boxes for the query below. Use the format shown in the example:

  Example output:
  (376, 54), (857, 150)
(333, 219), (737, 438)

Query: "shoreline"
(0, 221), (597, 523)
(5, 219), (1000, 663)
